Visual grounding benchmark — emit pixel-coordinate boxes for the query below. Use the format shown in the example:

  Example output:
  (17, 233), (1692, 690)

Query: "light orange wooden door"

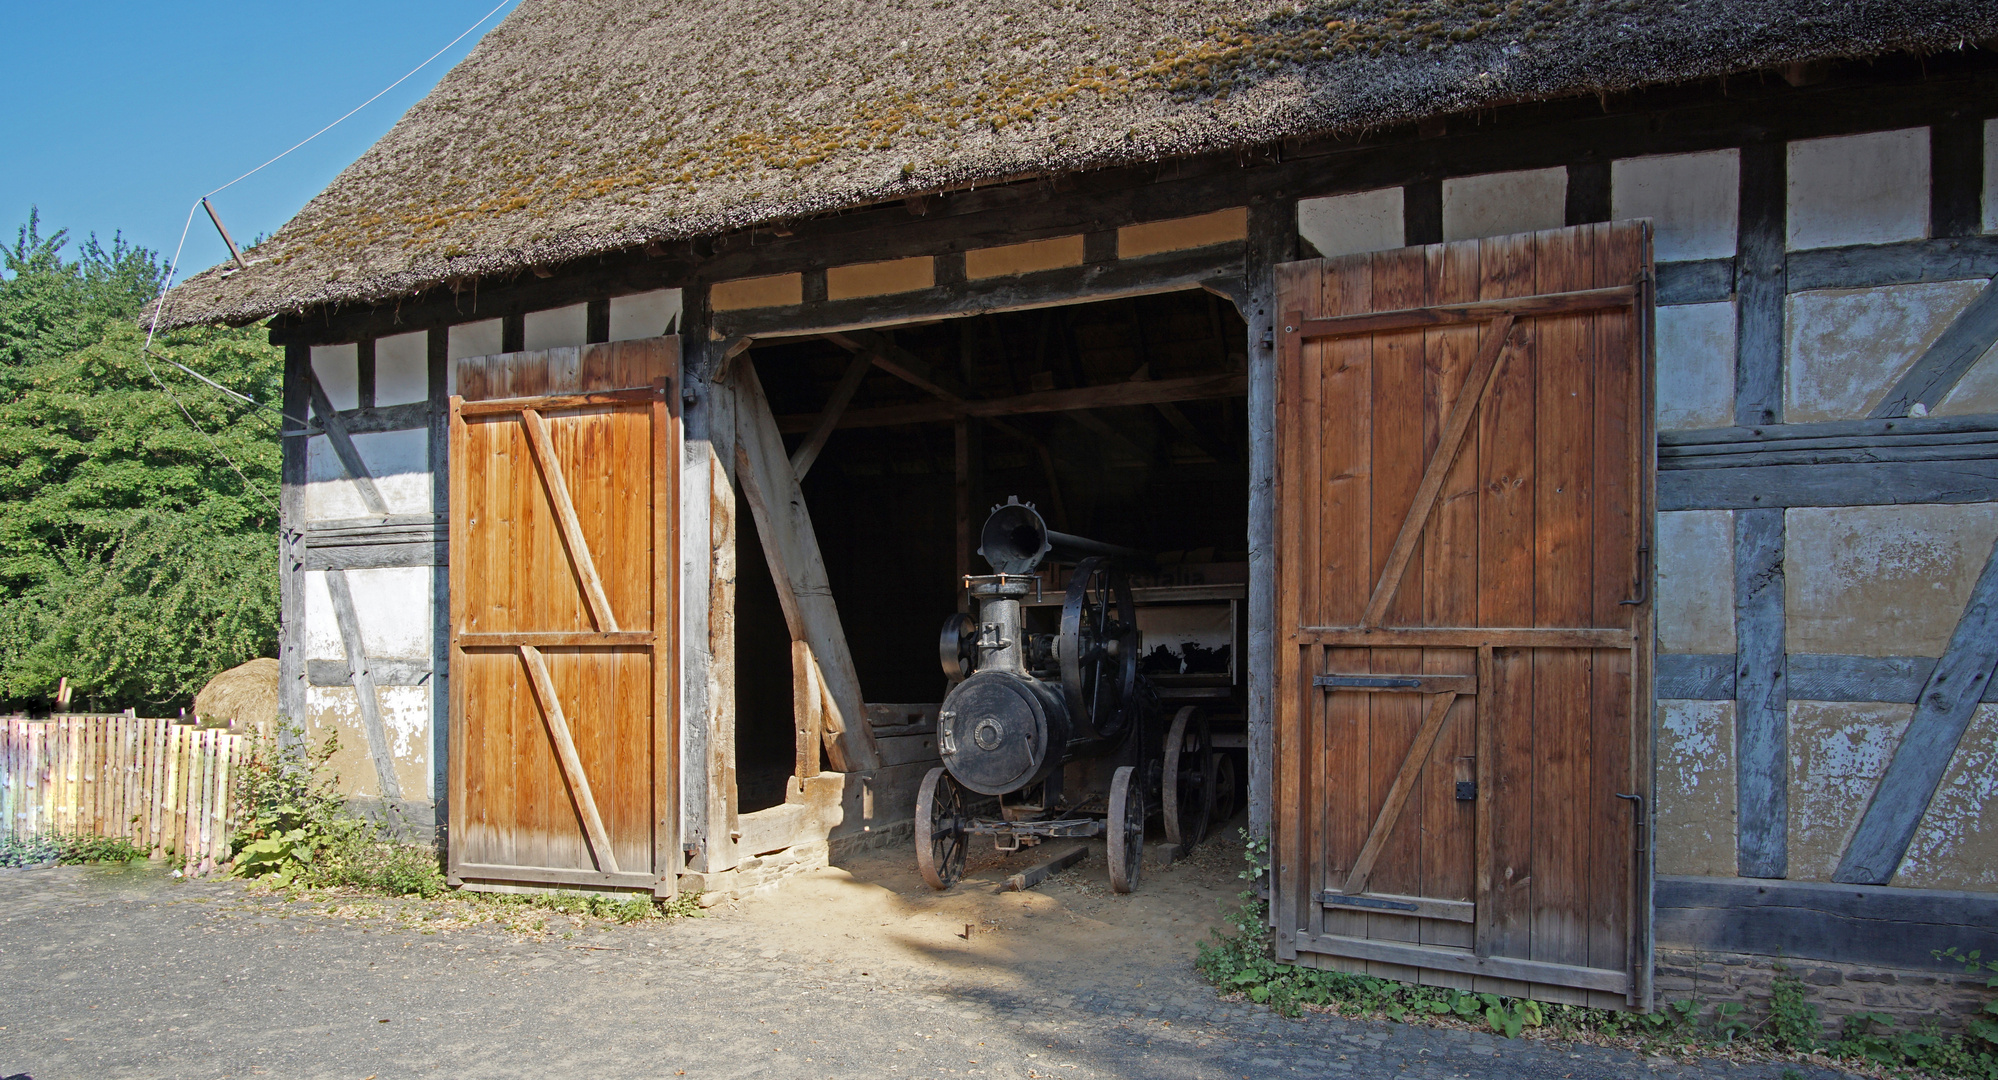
(1273, 223), (1654, 1007)
(447, 338), (680, 895)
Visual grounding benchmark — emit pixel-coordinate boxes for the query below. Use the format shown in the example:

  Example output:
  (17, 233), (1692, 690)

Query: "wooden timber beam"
(773, 371), (1246, 433)
(733, 363), (882, 774)
(817, 331), (1070, 499)
(790, 351), (873, 480)
(1129, 363), (1235, 465)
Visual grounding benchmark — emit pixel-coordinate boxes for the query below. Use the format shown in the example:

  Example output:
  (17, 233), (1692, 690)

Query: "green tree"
(0, 211), (281, 711)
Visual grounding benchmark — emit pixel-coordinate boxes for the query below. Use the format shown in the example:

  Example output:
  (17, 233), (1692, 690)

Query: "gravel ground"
(0, 859), (1863, 1080)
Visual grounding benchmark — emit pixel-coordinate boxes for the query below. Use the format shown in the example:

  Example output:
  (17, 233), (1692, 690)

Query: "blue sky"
(4, 1), (522, 280)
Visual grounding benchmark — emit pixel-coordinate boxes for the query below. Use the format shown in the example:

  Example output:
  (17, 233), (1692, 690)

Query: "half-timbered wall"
(283, 290), (679, 831)
(271, 58), (1998, 985)
(1295, 125), (1998, 899)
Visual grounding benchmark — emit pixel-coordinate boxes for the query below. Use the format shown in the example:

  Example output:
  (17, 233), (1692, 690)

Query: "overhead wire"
(130, 0), (516, 498)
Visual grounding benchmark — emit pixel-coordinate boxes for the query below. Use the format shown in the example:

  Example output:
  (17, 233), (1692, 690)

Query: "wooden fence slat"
(149, 720), (167, 852)
(106, 719), (118, 835)
(2, 720), (15, 839)
(162, 726), (181, 858)
(0, 718), (243, 868)
(210, 732), (231, 865)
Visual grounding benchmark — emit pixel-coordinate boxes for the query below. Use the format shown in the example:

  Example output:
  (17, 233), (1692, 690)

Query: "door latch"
(1455, 780), (1477, 802)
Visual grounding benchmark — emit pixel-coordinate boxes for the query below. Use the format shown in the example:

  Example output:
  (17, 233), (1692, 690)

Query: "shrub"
(229, 720), (445, 897)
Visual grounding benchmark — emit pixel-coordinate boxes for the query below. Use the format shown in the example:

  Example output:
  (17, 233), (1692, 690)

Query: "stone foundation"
(677, 841), (830, 906)
(1654, 949), (1993, 1034)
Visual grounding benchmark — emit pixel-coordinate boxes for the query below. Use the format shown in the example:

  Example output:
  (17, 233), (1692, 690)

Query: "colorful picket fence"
(0, 715), (244, 871)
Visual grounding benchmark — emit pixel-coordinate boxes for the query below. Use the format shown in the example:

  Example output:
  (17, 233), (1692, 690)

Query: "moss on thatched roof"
(159, 0), (1998, 328)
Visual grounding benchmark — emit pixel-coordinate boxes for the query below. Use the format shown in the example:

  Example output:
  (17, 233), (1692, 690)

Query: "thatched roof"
(158, 0), (1998, 329)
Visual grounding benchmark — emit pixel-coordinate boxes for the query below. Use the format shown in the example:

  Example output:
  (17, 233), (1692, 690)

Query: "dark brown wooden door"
(1273, 223), (1653, 1008)
(447, 338), (680, 896)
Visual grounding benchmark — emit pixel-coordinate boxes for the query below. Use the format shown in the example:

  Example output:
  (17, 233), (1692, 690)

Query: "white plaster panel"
(1787, 127), (1930, 250)
(610, 289), (682, 342)
(447, 318), (504, 397)
(304, 685), (432, 801)
(1783, 280), (1987, 422)
(1656, 510), (1736, 654)
(311, 343), (359, 411)
(302, 570), (344, 662)
(1441, 167), (1566, 243)
(524, 303), (587, 351)
(304, 428), (432, 520)
(1785, 503), (1998, 656)
(1898, 703), (1998, 891)
(342, 566), (434, 659)
(301, 566), (434, 663)
(1787, 700), (1910, 883)
(1610, 149), (1740, 262)
(1986, 119), (1998, 235)
(1933, 338), (1998, 416)
(1297, 187), (1404, 260)
(1656, 301), (1737, 430)
(1655, 700), (1736, 878)
(374, 330), (428, 406)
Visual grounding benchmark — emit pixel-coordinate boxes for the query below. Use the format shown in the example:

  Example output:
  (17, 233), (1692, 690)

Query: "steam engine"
(916, 498), (1214, 894)
(935, 498), (1142, 797)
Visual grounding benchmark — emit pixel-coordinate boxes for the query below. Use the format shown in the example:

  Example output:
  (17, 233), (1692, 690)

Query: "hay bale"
(194, 658), (279, 736)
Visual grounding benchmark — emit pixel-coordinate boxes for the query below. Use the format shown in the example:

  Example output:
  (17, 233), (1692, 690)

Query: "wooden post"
(732, 362), (882, 773)
(792, 639), (822, 780)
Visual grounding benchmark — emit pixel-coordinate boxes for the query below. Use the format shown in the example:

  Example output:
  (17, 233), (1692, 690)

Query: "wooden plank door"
(447, 337), (680, 896)
(1273, 223), (1654, 1008)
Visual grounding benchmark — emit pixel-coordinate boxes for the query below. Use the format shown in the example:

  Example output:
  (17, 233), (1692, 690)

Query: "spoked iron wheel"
(1162, 706), (1214, 850)
(1211, 751), (1239, 823)
(1106, 765), (1145, 894)
(1060, 557), (1139, 740)
(915, 767), (967, 890)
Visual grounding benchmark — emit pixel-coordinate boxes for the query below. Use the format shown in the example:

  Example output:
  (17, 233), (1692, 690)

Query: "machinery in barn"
(916, 498), (1221, 893)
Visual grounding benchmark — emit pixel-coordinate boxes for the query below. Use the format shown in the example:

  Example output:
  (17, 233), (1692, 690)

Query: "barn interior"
(736, 289), (1251, 813)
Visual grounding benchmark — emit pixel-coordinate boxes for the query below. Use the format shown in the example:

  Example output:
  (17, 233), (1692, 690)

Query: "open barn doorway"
(733, 286), (1252, 853)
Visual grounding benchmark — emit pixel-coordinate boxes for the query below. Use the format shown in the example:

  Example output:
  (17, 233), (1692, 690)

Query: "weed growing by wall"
(1196, 831), (1998, 1078)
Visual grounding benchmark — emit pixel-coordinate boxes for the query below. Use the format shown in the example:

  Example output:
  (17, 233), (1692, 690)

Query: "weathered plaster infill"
(310, 343), (360, 410)
(1785, 504), (1998, 657)
(1117, 207), (1248, 258)
(1898, 703), (1998, 891)
(1656, 699), (1738, 877)
(303, 428), (432, 521)
(711, 273), (804, 311)
(1786, 127), (1931, 251)
(301, 566), (437, 801)
(1983, 118), (1998, 236)
(827, 256), (935, 300)
(1932, 339), (1998, 415)
(964, 235), (1086, 279)
(305, 685), (435, 801)
(1787, 700), (1912, 882)
(609, 288), (681, 342)
(1658, 510), (1737, 653)
(1297, 187), (1404, 261)
(1440, 166), (1565, 243)
(524, 302), (588, 351)
(1657, 302), (1737, 430)
(1784, 280), (1988, 423)
(1610, 149), (1740, 263)
(375, 330), (429, 407)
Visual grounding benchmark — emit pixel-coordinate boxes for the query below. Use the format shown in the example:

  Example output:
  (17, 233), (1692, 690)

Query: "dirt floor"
(723, 818), (1247, 998)
(0, 819), (1862, 1080)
